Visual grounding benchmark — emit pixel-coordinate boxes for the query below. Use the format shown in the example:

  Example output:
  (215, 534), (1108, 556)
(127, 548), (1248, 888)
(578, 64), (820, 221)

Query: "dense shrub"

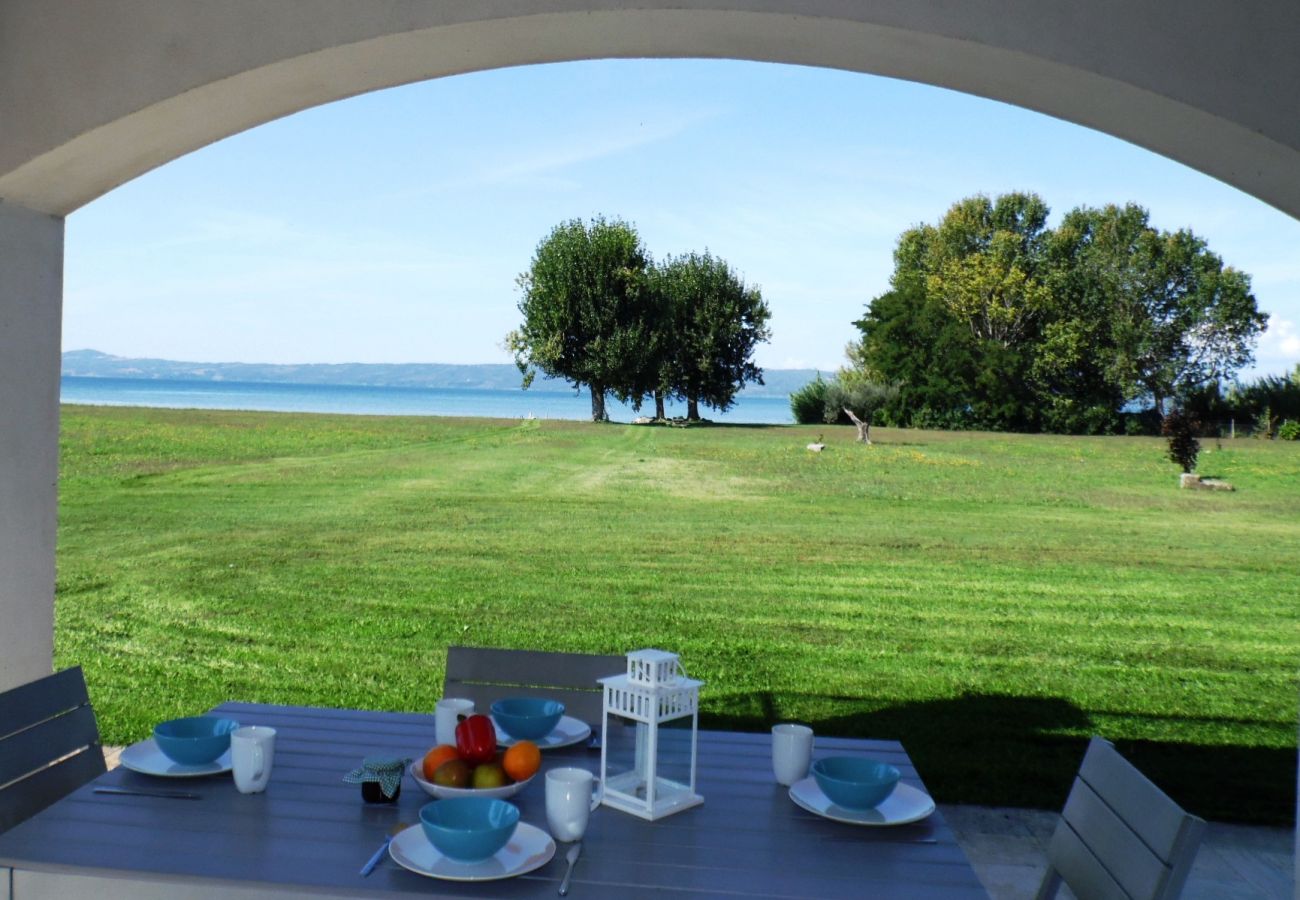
(909, 404), (976, 431)
(1279, 420), (1300, 441)
(1184, 372), (1300, 435)
(1161, 411), (1201, 473)
(790, 375), (830, 425)
(1121, 409), (1162, 436)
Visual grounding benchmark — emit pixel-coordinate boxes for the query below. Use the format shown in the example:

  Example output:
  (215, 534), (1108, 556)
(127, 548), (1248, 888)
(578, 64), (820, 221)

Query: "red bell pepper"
(455, 714), (497, 765)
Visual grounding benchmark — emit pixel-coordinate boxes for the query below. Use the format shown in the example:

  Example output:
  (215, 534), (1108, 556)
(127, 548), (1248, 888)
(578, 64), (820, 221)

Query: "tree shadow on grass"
(702, 691), (1296, 826)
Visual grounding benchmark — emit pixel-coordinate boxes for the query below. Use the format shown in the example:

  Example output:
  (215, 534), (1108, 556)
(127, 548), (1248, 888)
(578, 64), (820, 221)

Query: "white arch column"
(0, 201), (62, 692)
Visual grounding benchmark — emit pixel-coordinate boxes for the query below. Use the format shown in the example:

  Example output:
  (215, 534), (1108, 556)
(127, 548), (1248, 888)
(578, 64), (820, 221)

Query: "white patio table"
(0, 701), (987, 898)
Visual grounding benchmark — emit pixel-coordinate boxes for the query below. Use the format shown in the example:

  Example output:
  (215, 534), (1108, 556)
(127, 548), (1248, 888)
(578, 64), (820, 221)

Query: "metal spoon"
(558, 841), (582, 896)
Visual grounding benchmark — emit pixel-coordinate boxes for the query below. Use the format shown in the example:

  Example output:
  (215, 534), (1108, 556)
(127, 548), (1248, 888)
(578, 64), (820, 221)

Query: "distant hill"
(62, 350), (822, 398)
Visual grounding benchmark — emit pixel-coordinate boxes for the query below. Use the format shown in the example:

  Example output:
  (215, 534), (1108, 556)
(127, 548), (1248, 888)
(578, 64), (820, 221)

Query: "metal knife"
(93, 786), (200, 800)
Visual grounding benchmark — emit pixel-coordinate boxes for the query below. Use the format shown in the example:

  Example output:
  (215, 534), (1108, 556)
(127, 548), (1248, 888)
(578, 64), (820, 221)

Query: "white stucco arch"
(4, 2), (1300, 220)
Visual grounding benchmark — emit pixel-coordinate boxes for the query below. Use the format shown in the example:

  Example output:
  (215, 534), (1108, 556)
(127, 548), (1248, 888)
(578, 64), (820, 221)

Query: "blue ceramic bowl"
(153, 716), (240, 765)
(812, 757), (901, 810)
(421, 797), (520, 863)
(490, 697), (564, 741)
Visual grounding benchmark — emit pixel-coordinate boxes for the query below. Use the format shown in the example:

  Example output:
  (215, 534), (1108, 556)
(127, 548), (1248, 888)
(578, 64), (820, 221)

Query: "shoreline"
(58, 376), (797, 425)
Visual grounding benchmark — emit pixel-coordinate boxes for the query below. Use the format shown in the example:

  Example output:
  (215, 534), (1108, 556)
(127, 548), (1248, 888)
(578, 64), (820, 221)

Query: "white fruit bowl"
(408, 761), (535, 800)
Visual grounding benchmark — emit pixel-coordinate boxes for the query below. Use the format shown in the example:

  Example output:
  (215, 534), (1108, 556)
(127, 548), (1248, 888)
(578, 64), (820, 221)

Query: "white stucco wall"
(0, 202), (62, 692)
(2, 1), (1300, 218)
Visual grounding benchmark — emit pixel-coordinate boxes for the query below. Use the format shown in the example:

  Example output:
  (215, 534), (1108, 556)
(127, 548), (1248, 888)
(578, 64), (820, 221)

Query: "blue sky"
(64, 59), (1300, 377)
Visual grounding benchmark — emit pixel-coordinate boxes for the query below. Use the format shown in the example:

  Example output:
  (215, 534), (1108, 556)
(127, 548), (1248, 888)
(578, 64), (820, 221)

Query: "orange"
(502, 740), (541, 782)
(422, 744), (460, 781)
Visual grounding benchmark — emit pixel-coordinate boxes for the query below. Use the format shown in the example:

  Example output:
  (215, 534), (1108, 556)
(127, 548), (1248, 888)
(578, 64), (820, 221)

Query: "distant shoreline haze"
(61, 349), (820, 398)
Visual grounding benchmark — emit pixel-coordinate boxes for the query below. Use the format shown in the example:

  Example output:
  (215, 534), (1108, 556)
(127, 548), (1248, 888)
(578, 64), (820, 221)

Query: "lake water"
(60, 376), (796, 425)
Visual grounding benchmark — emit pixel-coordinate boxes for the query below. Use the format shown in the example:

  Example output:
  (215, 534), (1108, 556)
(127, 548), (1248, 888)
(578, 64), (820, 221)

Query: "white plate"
(408, 761), (535, 800)
(494, 715), (591, 750)
(789, 777), (935, 826)
(118, 739), (232, 778)
(388, 821), (556, 882)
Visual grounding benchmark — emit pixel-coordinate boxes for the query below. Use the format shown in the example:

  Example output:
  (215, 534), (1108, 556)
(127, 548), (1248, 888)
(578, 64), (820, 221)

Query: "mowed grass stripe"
(55, 405), (1299, 822)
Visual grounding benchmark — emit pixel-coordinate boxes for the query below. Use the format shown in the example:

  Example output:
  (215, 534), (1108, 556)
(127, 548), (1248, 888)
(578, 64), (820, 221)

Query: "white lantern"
(598, 649), (704, 821)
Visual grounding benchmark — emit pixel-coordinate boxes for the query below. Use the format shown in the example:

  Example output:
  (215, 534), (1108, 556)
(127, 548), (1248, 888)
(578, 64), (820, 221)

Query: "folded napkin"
(344, 755), (411, 799)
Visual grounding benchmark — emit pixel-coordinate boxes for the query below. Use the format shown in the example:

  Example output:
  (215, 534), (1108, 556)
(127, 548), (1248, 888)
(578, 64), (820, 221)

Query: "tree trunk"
(843, 407), (871, 443)
(590, 386), (608, 422)
(687, 397), (700, 421)
(654, 391), (666, 421)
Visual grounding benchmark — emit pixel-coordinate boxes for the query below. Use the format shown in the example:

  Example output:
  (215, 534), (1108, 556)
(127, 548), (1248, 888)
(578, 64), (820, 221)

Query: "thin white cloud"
(145, 210), (307, 249)
(398, 109), (720, 197)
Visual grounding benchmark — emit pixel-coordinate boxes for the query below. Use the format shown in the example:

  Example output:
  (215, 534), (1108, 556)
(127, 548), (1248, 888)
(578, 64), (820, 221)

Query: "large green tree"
(857, 194), (1268, 433)
(856, 195), (1048, 431)
(923, 193), (1052, 347)
(507, 217), (655, 422)
(1036, 204), (1267, 418)
(651, 251), (772, 421)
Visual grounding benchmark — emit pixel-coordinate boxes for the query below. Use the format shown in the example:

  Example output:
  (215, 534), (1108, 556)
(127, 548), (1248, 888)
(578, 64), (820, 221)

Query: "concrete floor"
(941, 804), (1296, 899)
(104, 748), (1292, 897)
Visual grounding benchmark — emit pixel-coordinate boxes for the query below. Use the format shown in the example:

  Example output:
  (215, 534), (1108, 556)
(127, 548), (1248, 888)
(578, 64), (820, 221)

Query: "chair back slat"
(0, 667), (91, 738)
(444, 646), (624, 730)
(1038, 737), (1206, 900)
(0, 748), (105, 833)
(0, 704), (101, 786)
(0, 667), (106, 834)
(1060, 779), (1168, 899)
(1078, 737), (1194, 860)
(1046, 818), (1131, 900)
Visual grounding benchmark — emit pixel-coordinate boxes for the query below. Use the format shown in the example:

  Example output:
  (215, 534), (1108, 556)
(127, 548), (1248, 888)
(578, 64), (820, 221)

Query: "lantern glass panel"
(603, 714), (647, 802)
(654, 717), (695, 794)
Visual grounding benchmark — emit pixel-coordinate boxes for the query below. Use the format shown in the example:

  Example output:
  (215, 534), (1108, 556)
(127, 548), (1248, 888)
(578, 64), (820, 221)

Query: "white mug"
(546, 767), (603, 842)
(771, 723), (814, 786)
(435, 698), (475, 746)
(232, 725), (276, 794)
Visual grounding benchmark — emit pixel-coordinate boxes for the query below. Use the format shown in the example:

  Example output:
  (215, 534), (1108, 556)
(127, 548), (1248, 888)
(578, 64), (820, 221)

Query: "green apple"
(471, 762), (507, 789)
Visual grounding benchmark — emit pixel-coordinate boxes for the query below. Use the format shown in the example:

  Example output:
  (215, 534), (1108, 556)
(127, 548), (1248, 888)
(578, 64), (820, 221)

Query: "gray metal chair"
(443, 645), (623, 730)
(1036, 737), (1206, 900)
(0, 666), (106, 833)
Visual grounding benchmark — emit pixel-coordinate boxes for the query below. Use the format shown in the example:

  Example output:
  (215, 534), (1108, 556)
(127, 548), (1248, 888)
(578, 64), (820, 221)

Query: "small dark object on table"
(344, 755), (410, 804)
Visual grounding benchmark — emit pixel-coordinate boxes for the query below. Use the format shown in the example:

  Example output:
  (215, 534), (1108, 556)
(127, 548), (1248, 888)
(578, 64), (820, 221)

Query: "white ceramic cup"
(435, 698), (474, 746)
(545, 767), (603, 842)
(771, 723), (814, 786)
(231, 725), (276, 794)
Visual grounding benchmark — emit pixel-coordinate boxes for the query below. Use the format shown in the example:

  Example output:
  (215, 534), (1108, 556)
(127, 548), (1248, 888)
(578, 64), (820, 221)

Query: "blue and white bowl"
(812, 757), (900, 810)
(420, 797), (520, 863)
(490, 698), (564, 741)
(153, 716), (239, 765)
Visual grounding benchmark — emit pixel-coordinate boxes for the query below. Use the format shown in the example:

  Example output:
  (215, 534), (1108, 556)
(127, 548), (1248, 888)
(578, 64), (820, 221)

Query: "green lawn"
(56, 405), (1300, 823)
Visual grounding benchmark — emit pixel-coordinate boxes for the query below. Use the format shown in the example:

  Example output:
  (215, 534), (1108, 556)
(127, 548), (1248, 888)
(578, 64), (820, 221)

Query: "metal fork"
(558, 841), (582, 896)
